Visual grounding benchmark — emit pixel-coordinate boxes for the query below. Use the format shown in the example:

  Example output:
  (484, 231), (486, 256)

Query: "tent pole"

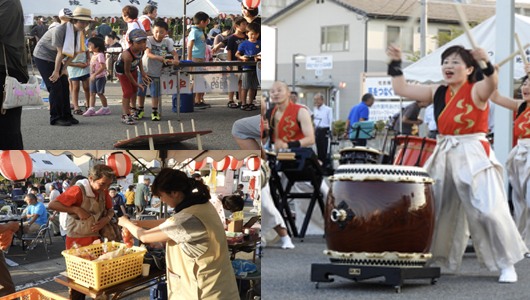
(182, 0), (187, 60)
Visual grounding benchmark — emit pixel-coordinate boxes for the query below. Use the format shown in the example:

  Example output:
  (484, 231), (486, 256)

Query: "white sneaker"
(499, 265), (517, 283)
(280, 236), (295, 249)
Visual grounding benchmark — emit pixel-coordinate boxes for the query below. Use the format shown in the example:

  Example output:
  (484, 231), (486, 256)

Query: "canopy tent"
(30, 153), (82, 174)
(21, 0), (260, 18)
(25, 150), (260, 165)
(403, 14), (530, 83)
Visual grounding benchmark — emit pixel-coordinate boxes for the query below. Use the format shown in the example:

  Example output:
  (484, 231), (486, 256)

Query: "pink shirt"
(90, 53), (106, 78)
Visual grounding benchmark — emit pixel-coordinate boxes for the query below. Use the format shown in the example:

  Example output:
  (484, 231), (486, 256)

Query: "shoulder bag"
(2, 43), (44, 114)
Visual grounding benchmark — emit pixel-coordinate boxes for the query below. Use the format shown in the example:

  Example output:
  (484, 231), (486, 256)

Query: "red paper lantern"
(110, 17), (116, 23)
(246, 157), (260, 171)
(0, 151), (33, 181)
(94, 17), (98, 22)
(107, 152), (132, 179)
(185, 158), (206, 171)
(45, 172), (49, 177)
(212, 157), (230, 171)
(229, 158), (244, 170)
(243, 0), (260, 9)
(73, 172), (76, 176)
(219, 13), (227, 19)
(58, 172), (62, 176)
(186, 18), (192, 25)
(164, 17), (168, 23)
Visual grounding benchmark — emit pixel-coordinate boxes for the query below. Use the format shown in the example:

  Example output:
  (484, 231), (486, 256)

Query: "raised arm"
(387, 44), (437, 103)
(471, 47), (498, 105)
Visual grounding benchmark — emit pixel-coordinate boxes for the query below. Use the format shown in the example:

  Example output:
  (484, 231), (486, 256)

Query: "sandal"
(73, 109), (84, 115)
(249, 104), (258, 110)
(227, 100), (235, 107)
(240, 104), (253, 111)
(229, 101), (241, 109)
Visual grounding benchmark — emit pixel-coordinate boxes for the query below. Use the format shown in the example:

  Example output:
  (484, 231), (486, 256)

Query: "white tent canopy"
(22, 0), (260, 18)
(30, 153), (82, 174)
(404, 14), (530, 83)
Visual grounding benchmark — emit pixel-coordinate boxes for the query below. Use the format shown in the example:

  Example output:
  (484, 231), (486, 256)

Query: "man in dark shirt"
(233, 184), (245, 199)
(30, 17), (49, 42)
(0, 183), (7, 195)
(393, 101), (428, 135)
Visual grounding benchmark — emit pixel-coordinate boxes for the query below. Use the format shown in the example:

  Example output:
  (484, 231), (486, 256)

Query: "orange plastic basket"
(0, 287), (68, 300)
(61, 242), (146, 290)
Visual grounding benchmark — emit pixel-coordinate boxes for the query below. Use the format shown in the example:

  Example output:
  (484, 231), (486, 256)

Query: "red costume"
(514, 104), (530, 139)
(271, 101), (306, 143)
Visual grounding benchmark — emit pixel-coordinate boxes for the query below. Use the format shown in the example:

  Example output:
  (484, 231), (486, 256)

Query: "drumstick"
(386, 5), (422, 64)
(454, 3), (487, 69)
(498, 43), (530, 67)
(515, 33), (530, 76)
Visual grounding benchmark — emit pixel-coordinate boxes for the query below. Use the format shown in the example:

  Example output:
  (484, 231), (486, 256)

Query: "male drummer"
(269, 81), (315, 151)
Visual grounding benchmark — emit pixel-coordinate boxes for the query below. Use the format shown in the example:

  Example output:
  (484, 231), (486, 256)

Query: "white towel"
(77, 179), (96, 198)
(62, 22), (85, 57)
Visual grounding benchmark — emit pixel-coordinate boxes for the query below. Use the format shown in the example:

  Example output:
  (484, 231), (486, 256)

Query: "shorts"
(191, 57), (205, 81)
(117, 70), (138, 99)
(137, 74), (161, 97)
(232, 114), (261, 140)
(242, 69), (259, 90)
(70, 73), (90, 82)
(89, 76), (106, 94)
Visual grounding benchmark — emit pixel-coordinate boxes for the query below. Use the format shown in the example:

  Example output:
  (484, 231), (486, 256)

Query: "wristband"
(483, 61), (494, 77)
(287, 141), (301, 149)
(387, 60), (403, 77)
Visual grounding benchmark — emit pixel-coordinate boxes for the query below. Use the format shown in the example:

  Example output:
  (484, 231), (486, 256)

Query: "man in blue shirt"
(344, 93), (375, 146)
(19, 194), (47, 236)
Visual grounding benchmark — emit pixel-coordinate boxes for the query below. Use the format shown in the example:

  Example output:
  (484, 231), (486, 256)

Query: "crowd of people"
(0, 0), (261, 149)
(0, 162), (257, 298)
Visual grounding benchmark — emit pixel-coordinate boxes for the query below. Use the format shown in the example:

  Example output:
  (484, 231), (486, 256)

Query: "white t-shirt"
(120, 20), (145, 49)
(143, 36), (175, 77)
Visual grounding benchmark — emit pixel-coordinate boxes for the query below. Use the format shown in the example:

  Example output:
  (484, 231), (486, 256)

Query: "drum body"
(325, 165), (435, 254)
(339, 147), (381, 165)
(393, 136), (436, 167)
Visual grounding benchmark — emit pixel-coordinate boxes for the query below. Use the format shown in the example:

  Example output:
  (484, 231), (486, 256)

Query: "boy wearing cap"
(187, 11), (209, 109)
(114, 29), (148, 125)
(136, 20), (180, 121)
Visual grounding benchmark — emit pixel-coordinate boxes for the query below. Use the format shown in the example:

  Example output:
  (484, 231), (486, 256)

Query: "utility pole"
(420, 0), (428, 58)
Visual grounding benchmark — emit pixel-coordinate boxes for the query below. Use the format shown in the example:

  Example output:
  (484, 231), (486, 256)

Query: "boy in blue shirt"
(19, 194), (47, 236)
(236, 22), (261, 111)
(187, 11), (210, 109)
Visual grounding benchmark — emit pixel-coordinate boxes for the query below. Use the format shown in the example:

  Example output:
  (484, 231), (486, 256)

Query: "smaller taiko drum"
(338, 147), (381, 165)
(393, 136), (436, 167)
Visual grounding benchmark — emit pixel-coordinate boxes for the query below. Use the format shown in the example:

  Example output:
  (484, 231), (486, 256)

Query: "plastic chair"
(21, 220), (51, 260)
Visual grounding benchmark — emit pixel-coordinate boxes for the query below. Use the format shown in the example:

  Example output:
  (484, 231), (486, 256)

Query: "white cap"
(59, 8), (73, 21)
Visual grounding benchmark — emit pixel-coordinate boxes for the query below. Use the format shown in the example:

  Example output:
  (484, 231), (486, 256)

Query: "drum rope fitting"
(331, 209), (348, 222)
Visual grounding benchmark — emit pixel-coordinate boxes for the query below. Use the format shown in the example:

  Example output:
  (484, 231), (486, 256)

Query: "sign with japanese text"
(306, 56), (333, 70)
(193, 66), (239, 93)
(24, 14), (34, 26)
(160, 73), (189, 95)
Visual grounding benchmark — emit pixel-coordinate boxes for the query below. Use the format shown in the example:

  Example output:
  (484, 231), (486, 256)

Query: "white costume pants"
(506, 138), (530, 248)
(424, 133), (527, 271)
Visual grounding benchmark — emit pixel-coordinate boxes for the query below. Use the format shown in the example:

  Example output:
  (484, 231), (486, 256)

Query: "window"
(387, 26), (413, 52)
(321, 25), (349, 52)
(437, 29), (452, 47)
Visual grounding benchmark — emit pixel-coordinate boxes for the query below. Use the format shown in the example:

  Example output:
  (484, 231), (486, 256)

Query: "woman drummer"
(490, 64), (530, 253)
(118, 168), (239, 299)
(386, 44), (527, 283)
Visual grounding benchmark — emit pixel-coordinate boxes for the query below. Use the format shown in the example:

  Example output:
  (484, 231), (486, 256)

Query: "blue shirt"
(347, 102), (369, 134)
(189, 26), (206, 59)
(27, 202), (47, 227)
(237, 40), (261, 69)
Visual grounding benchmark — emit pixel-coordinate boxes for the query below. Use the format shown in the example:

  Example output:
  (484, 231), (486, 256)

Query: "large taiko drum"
(325, 164), (435, 267)
(338, 147), (381, 165)
(393, 136), (436, 167)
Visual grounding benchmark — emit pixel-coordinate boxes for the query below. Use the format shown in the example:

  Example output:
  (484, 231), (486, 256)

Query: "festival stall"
(29, 152), (82, 178)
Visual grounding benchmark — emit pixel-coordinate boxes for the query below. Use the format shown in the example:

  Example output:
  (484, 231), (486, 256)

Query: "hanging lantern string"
(175, 150), (208, 170)
(125, 150), (157, 176)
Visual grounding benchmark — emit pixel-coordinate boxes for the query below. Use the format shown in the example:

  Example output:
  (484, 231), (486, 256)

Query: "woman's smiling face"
(442, 53), (473, 85)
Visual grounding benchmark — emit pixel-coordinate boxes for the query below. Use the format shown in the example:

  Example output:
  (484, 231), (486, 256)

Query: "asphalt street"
(20, 78), (260, 150)
(262, 235), (530, 300)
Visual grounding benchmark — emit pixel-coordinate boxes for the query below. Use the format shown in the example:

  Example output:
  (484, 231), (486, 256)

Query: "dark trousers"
(315, 128), (330, 167)
(428, 130), (438, 139)
(34, 57), (72, 124)
(0, 71), (25, 149)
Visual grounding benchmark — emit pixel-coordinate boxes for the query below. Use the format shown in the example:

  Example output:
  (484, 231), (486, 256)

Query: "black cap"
(191, 173), (201, 179)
